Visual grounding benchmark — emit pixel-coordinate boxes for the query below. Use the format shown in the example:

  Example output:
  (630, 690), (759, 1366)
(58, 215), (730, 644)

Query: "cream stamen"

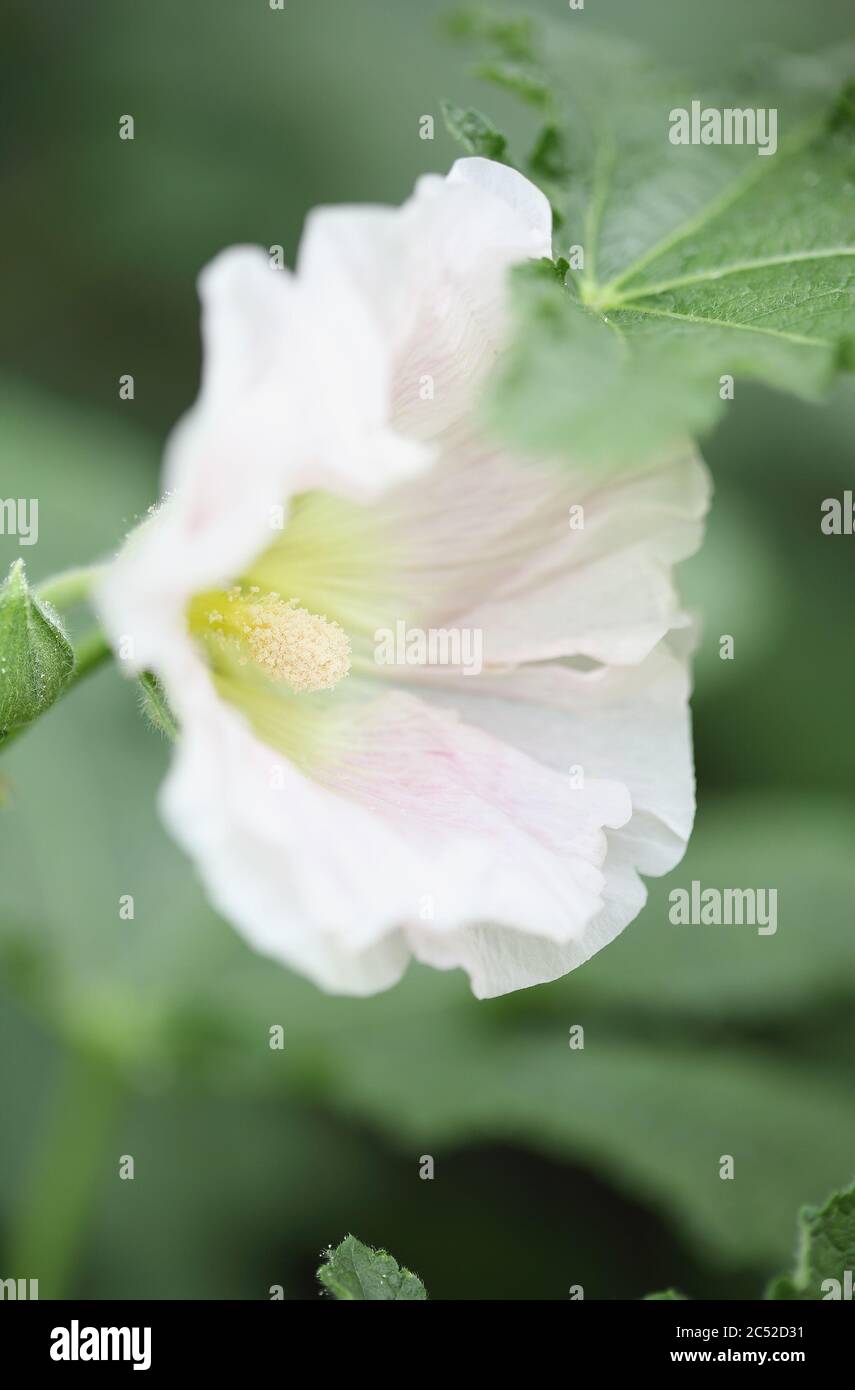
(201, 587), (351, 693)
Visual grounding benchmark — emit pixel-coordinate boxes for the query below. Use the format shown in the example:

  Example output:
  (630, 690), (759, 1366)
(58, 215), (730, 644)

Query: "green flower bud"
(0, 559), (75, 742)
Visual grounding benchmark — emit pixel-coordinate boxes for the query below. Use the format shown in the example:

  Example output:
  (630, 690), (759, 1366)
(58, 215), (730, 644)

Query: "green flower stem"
(9, 1049), (120, 1298)
(37, 563), (107, 612)
(72, 627), (114, 680)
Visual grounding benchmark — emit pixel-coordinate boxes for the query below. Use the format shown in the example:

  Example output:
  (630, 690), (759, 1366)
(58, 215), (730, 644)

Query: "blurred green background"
(1, 0), (854, 1300)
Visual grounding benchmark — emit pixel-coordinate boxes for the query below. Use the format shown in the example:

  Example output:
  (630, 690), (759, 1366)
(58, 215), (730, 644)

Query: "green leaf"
(443, 9), (535, 63)
(0, 560), (75, 741)
(315, 1024), (855, 1267)
(441, 100), (508, 162)
(472, 59), (549, 108)
(769, 1181), (855, 1299)
(645, 1289), (688, 1300)
(317, 1235), (427, 1300)
(527, 124), (570, 185)
(449, 16), (855, 461)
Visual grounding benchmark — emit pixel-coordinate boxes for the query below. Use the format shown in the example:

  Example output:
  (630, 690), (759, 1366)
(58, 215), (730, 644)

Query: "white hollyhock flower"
(97, 158), (710, 998)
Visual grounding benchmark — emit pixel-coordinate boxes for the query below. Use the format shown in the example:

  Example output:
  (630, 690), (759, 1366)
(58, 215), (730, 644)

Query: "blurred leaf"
(645, 1288), (687, 1300)
(472, 59), (549, 108)
(441, 100), (508, 161)
(318, 1234), (427, 1300)
(769, 1180), (855, 1299)
(314, 1023), (855, 1267)
(449, 16), (855, 461)
(677, 493), (786, 696)
(444, 9), (536, 64)
(568, 797), (855, 1022)
(527, 123), (570, 185)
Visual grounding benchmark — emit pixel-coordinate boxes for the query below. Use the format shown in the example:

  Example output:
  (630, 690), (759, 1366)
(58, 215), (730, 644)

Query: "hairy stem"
(37, 564), (107, 612)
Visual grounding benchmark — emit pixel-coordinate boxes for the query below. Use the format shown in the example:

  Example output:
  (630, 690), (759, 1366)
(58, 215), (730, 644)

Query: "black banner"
(1, 1298), (849, 1374)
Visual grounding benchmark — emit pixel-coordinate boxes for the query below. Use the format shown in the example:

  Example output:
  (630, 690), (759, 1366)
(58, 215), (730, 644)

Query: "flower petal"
(368, 446), (710, 669)
(406, 834), (648, 998)
(420, 640), (696, 873)
(403, 641), (697, 995)
(158, 678), (632, 993)
(299, 158), (553, 442)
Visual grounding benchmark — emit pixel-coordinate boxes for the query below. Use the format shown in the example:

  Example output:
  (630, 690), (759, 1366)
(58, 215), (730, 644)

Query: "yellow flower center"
(183, 490), (407, 770)
(189, 585), (351, 694)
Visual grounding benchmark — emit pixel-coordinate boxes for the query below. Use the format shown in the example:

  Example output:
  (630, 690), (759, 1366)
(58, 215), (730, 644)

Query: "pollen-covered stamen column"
(189, 585), (352, 694)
